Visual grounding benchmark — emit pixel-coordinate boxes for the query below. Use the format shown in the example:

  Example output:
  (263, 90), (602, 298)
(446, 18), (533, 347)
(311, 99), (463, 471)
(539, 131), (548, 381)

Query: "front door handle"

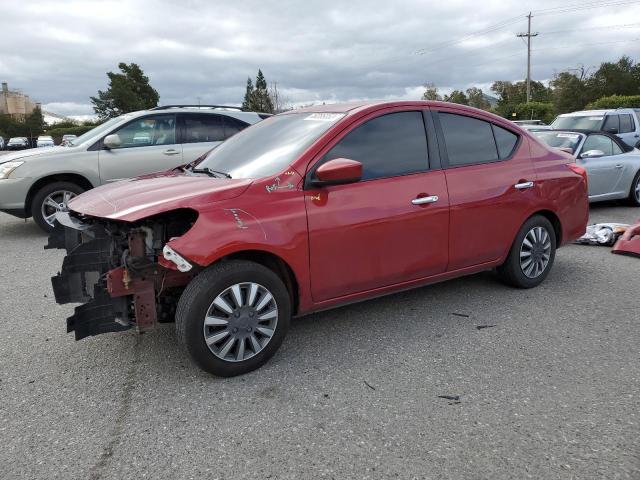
(412, 195), (439, 205)
(163, 149), (180, 156)
(615, 164), (624, 169)
(514, 181), (534, 190)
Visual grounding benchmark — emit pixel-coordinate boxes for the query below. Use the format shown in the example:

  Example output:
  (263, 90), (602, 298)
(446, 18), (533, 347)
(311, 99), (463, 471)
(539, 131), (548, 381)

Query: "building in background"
(1, 82), (37, 120)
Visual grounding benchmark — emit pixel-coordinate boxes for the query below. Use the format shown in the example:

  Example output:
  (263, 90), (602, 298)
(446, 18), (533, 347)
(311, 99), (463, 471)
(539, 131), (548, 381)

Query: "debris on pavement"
(476, 325), (496, 330)
(451, 312), (470, 318)
(364, 380), (376, 390)
(612, 223), (640, 258)
(438, 395), (462, 405)
(575, 223), (630, 246)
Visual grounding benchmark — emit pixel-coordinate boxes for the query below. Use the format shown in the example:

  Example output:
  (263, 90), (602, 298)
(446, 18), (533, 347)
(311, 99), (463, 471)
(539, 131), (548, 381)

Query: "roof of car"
(543, 129), (634, 152)
(558, 108), (637, 117)
(290, 100), (499, 117)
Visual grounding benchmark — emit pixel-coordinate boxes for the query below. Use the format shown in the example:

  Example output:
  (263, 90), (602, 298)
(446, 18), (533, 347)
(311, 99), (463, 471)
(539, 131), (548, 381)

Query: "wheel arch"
(219, 249), (300, 315)
(528, 209), (563, 246)
(25, 173), (94, 217)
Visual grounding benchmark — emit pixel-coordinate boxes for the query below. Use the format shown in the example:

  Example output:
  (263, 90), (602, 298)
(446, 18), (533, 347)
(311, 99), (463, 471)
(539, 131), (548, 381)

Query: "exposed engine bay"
(47, 209), (198, 340)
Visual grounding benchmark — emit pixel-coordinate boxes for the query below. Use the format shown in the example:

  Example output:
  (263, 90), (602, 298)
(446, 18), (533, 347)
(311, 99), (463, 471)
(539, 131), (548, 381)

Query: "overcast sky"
(1, 0), (639, 118)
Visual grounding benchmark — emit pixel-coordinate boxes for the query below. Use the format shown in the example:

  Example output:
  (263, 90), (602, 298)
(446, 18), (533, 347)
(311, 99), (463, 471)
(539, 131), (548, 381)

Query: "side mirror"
(103, 134), (121, 149)
(581, 149), (605, 159)
(313, 158), (363, 186)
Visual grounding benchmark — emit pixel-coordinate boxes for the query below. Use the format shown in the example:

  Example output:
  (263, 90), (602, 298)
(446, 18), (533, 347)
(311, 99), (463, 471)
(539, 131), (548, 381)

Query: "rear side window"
(492, 124), (519, 159)
(619, 114), (634, 133)
(322, 111), (428, 181)
(439, 113), (499, 166)
(603, 115), (620, 132)
(182, 114), (224, 143)
(223, 116), (249, 139)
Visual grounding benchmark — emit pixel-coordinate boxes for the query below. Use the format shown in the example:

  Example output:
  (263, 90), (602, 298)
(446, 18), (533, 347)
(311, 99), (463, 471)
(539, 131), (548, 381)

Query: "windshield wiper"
(189, 167), (232, 178)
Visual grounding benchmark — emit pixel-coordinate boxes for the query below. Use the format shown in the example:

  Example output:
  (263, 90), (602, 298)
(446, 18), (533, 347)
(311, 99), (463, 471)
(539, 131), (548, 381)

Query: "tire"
(627, 170), (640, 207)
(496, 215), (556, 289)
(31, 181), (85, 233)
(176, 260), (291, 377)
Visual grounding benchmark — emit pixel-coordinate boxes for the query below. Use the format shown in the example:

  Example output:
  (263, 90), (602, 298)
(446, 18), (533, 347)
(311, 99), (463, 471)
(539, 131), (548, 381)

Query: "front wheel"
(176, 260), (291, 377)
(496, 215), (556, 289)
(31, 181), (85, 233)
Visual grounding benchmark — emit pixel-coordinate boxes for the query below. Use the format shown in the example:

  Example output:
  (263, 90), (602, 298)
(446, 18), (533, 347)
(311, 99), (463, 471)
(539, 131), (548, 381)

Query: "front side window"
(110, 115), (176, 149)
(182, 114), (224, 143)
(603, 115), (620, 132)
(582, 135), (615, 156)
(321, 111), (429, 180)
(619, 114), (634, 133)
(439, 113), (498, 166)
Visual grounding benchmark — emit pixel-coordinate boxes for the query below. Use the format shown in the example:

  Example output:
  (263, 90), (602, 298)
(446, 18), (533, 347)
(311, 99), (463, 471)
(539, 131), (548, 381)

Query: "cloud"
(1, 0), (639, 115)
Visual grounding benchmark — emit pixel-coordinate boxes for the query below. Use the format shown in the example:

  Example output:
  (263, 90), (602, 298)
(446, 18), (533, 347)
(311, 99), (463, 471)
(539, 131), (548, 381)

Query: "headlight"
(0, 161), (25, 179)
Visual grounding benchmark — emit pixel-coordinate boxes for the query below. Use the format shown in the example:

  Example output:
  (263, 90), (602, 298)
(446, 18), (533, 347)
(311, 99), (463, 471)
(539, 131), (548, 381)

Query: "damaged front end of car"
(46, 209), (198, 340)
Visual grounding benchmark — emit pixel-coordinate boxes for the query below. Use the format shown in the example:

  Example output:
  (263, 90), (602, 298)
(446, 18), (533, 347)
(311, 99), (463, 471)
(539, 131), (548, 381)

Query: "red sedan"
(49, 101), (589, 376)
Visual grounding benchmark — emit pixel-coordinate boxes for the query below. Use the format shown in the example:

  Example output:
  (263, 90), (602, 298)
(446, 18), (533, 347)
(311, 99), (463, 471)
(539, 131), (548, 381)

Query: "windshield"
(69, 116), (127, 146)
(196, 112), (345, 178)
(533, 131), (583, 154)
(551, 115), (603, 130)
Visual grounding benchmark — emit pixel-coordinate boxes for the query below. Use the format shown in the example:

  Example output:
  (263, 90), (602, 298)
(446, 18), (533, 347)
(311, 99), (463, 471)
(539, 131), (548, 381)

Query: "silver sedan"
(533, 130), (640, 206)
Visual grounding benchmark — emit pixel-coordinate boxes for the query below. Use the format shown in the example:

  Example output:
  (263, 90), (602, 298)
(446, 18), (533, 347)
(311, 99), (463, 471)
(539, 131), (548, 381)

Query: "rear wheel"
(176, 260), (291, 377)
(627, 171), (640, 207)
(496, 215), (556, 288)
(31, 181), (85, 233)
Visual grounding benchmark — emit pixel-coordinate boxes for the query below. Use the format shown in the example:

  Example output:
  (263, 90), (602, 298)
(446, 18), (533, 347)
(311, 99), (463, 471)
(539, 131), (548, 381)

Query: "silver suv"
(551, 108), (640, 148)
(0, 105), (267, 231)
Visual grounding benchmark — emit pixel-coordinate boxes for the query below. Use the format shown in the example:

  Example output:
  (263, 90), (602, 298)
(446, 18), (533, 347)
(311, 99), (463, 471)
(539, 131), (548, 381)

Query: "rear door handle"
(412, 195), (439, 205)
(514, 181), (534, 190)
(615, 164), (624, 169)
(163, 149), (180, 156)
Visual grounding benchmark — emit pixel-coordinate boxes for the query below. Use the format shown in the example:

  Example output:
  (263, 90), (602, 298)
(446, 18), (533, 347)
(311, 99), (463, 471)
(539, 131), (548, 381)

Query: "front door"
(98, 114), (183, 182)
(305, 110), (449, 302)
(580, 134), (625, 198)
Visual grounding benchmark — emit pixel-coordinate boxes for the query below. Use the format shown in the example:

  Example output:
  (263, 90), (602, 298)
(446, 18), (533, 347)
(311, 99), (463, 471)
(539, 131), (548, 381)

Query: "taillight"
(568, 163), (587, 181)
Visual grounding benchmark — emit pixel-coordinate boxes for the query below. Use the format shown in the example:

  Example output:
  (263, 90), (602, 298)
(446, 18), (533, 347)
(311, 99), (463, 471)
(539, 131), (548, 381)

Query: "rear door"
(433, 108), (537, 271)
(98, 114), (182, 182)
(305, 109), (449, 302)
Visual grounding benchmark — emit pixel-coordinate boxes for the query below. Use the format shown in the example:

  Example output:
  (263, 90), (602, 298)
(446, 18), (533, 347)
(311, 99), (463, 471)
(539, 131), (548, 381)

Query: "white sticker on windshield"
(304, 113), (343, 122)
(588, 117), (603, 121)
(557, 133), (580, 139)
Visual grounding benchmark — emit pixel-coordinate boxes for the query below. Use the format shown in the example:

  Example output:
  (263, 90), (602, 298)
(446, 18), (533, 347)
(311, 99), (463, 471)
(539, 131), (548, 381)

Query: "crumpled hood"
(0, 146), (75, 163)
(68, 172), (253, 221)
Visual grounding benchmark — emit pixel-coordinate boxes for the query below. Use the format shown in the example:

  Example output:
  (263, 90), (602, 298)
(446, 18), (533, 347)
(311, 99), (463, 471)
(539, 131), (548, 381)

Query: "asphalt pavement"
(1, 204), (638, 479)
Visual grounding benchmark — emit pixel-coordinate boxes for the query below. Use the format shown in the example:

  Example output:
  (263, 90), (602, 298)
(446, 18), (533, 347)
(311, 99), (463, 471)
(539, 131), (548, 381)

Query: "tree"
(24, 105), (45, 136)
(491, 80), (551, 117)
(268, 82), (291, 113)
(443, 90), (468, 105)
(241, 77), (255, 111)
(465, 87), (491, 110)
(90, 63), (159, 119)
(549, 71), (590, 114)
(512, 102), (556, 123)
(421, 82), (442, 101)
(586, 55), (640, 99)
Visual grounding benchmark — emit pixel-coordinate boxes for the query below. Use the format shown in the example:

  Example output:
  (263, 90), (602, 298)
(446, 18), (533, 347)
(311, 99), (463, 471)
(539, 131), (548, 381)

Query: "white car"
(37, 136), (55, 148)
(551, 109), (640, 148)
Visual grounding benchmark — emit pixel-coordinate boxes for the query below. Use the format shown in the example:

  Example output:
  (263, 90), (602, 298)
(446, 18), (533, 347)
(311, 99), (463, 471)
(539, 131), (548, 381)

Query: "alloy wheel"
(635, 177), (640, 203)
(41, 190), (77, 227)
(203, 282), (278, 362)
(519, 226), (552, 279)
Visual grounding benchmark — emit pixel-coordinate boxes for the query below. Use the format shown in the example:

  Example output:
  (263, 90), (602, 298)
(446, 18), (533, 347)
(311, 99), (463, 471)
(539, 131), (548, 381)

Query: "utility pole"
(517, 12), (538, 103)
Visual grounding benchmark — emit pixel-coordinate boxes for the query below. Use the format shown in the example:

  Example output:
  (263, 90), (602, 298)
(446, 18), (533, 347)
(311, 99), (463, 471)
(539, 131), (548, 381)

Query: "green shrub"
(586, 95), (640, 109)
(509, 102), (556, 124)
